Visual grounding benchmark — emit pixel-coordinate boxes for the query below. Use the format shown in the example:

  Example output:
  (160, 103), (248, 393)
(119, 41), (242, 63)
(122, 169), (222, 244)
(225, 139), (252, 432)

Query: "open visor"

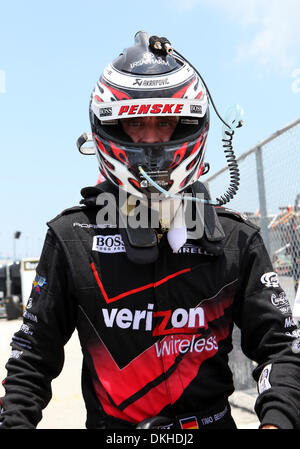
(91, 97), (208, 122)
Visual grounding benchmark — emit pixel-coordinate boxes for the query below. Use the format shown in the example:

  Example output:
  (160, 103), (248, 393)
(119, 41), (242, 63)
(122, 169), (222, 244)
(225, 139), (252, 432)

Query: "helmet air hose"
(140, 35), (244, 207)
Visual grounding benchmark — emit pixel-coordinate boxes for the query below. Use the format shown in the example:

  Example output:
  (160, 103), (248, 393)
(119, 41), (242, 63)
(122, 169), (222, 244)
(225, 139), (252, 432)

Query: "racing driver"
(1, 31), (300, 430)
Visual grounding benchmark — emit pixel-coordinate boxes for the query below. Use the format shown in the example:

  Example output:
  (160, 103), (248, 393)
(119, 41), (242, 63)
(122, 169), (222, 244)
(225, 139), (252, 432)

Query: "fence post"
(255, 146), (270, 254)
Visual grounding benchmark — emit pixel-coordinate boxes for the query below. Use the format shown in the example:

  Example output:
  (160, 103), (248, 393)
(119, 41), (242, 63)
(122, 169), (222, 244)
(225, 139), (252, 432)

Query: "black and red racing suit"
(1, 182), (300, 429)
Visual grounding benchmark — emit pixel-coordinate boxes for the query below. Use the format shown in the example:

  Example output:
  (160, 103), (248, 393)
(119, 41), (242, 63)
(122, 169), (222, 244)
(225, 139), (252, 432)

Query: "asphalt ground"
(0, 317), (260, 430)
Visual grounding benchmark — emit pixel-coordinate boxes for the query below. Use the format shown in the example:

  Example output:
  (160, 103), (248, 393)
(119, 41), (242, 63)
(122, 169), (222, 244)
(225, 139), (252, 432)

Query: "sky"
(0, 0), (299, 260)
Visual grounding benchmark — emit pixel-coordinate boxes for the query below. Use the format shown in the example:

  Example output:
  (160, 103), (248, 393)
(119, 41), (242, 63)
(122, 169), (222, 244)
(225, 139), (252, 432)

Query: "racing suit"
(1, 181), (300, 429)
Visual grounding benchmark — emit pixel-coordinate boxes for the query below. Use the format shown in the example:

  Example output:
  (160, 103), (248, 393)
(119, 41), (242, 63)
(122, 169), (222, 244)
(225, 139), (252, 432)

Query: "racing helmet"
(89, 31), (210, 199)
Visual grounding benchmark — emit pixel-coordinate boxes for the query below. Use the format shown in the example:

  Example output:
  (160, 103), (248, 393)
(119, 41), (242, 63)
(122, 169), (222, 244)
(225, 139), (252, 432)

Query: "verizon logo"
(155, 335), (218, 357)
(101, 303), (206, 336)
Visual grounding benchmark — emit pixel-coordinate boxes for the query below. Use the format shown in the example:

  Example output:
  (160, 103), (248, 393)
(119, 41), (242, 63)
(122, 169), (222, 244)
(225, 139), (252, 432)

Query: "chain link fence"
(206, 117), (300, 390)
(207, 117), (300, 307)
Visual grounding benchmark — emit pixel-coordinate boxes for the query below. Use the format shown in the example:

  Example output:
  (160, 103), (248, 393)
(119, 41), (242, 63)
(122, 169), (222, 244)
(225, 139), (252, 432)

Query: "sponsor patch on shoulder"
(32, 274), (47, 293)
(258, 363), (272, 393)
(179, 416), (199, 429)
(260, 272), (280, 288)
(292, 338), (300, 354)
(92, 234), (126, 253)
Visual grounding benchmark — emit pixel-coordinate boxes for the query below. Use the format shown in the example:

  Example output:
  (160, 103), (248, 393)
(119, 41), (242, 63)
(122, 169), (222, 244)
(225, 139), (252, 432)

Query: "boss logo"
(99, 107), (112, 117)
(92, 234), (126, 253)
(190, 104), (202, 114)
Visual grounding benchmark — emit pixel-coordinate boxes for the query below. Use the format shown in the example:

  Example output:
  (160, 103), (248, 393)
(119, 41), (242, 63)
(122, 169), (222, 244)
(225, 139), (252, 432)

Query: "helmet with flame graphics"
(89, 31), (209, 199)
